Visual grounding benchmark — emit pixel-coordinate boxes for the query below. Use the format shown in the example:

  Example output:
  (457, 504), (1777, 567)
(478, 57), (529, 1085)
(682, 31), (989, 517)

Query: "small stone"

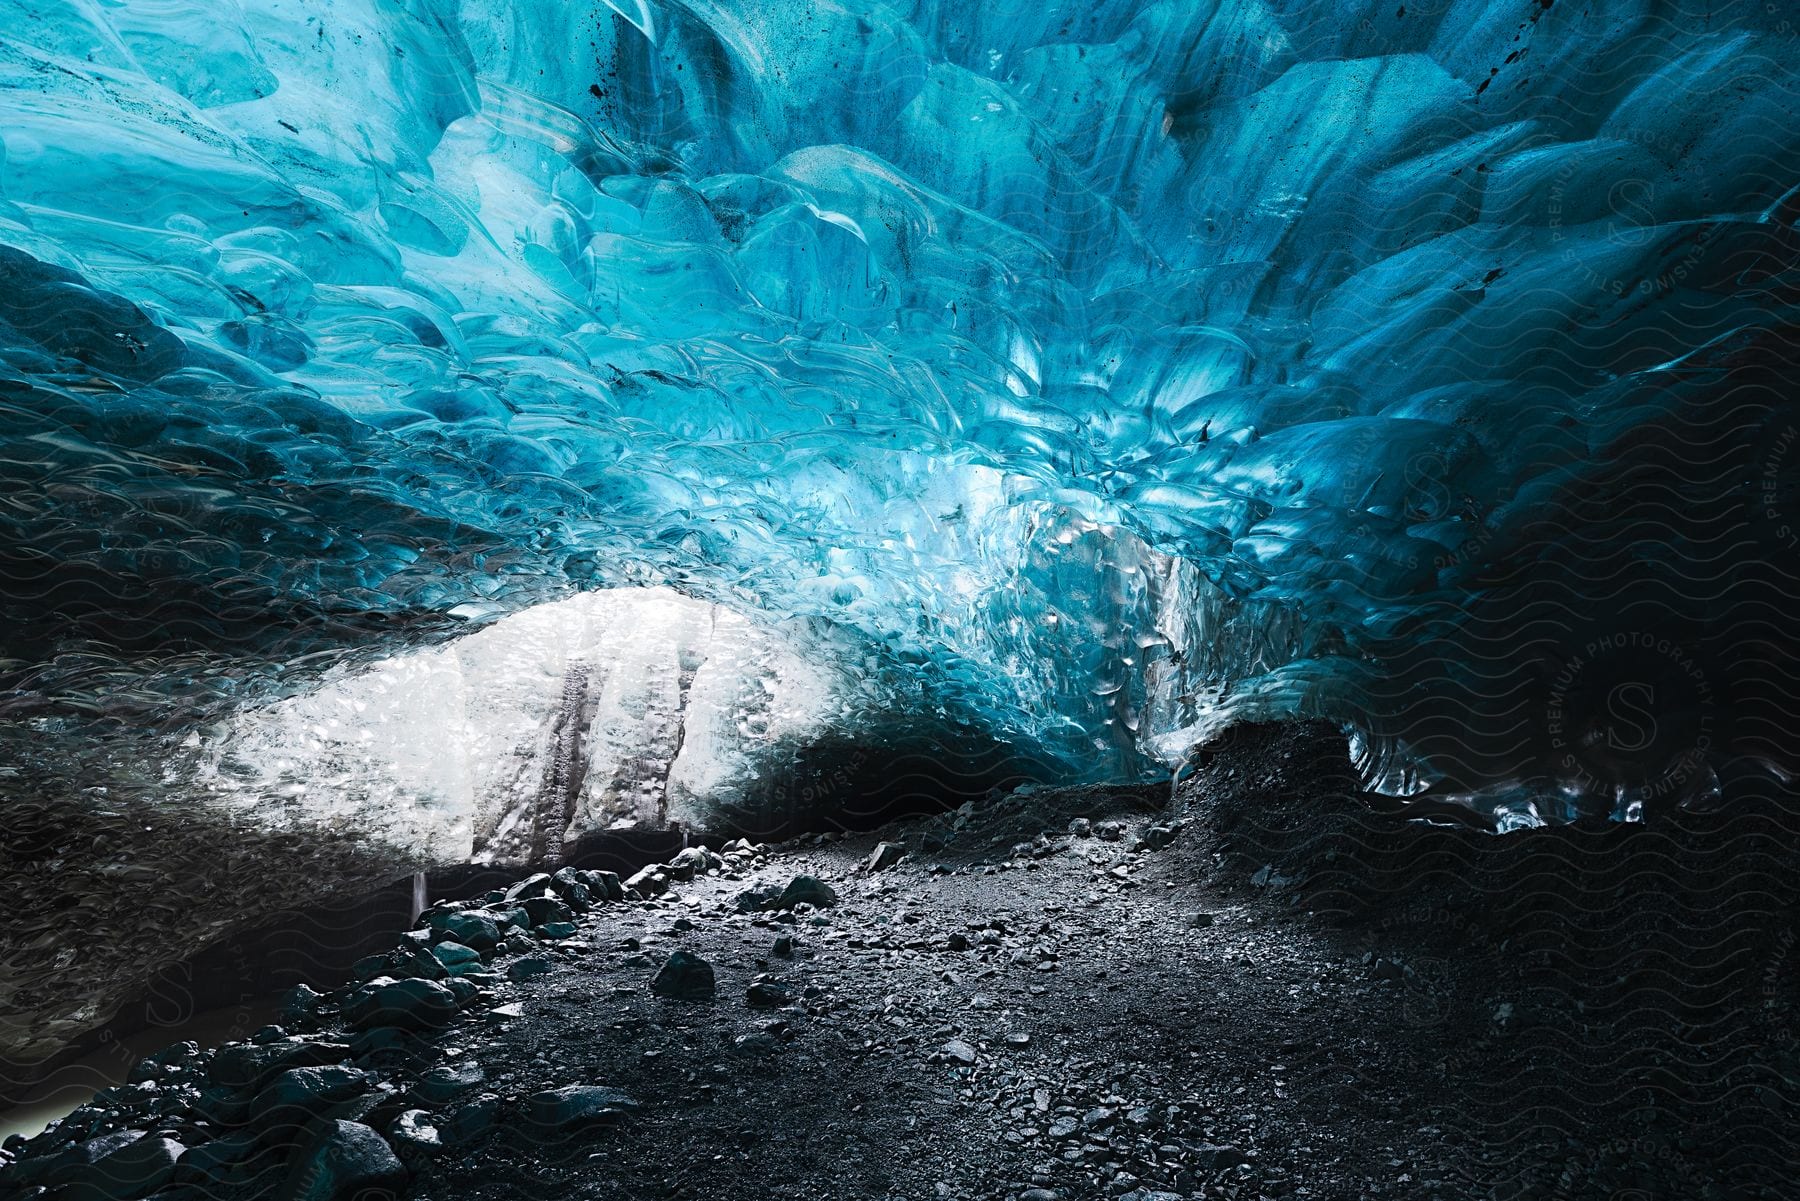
(429, 942), (482, 973)
(1005, 1031), (1031, 1047)
(867, 842), (906, 872)
(438, 911), (500, 951)
(53, 1135), (184, 1201)
(732, 1032), (779, 1057)
(503, 873), (554, 902)
(414, 1062), (485, 1105)
(771, 934), (794, 958)
(945, 932), (970, 952)
(524, 896), (575, 927)
(524, 1085), (640, 1133)
(1190, 912), (1216, 928)
(770, 875), (838, 910)
(650, 951), (715, 999)
(279, 1120), (406, 1201)
(941, 1039), (977, 1065)
(345, 977), (460, 1031)
(389, 1109), (441, 1152)
(745, 976), (796, 1009)
(506, 956), (553, 982)
(537, 921), (579, 940)
(1189, 1144), (1250, 1171)
(249, 1066), (377, 1125)
(625, 866), (669, 898)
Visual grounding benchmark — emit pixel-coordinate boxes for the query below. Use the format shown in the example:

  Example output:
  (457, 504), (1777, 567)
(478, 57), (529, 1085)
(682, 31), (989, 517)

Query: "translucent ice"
(206, 589), (874, 858)
(0, 0), (1794, 816)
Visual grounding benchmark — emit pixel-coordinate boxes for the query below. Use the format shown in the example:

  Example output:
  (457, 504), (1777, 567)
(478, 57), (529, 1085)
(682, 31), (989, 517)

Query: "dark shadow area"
(1181, 719), (1800, 1197)
(688, 722), (1068, 846)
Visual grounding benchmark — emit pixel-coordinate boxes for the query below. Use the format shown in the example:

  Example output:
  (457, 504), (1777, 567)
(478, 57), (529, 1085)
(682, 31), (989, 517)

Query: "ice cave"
(1, 0), (1798, 1196)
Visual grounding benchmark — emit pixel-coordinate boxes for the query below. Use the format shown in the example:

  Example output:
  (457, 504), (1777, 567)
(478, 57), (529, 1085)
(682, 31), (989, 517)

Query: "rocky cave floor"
(4, 723), (1799, 1201)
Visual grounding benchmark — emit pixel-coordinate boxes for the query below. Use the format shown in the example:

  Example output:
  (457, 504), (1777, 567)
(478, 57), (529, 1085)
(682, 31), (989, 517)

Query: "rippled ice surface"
(1, 2), (1797, 827)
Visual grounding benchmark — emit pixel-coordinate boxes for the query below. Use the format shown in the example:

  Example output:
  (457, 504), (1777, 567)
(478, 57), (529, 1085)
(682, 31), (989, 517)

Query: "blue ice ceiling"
(1, 0), (1797, 815)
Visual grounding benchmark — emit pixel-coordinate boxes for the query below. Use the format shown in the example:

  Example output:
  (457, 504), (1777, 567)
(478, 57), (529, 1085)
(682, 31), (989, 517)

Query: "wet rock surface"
(5, 724), (1799, 1200)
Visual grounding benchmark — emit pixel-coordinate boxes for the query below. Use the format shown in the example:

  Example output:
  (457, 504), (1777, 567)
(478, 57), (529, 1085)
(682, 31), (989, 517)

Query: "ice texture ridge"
(1, 0), (1797, 816)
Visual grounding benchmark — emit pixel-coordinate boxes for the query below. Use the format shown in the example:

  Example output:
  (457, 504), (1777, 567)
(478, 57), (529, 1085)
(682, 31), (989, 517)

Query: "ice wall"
(1, 0), (1796, 816)
(206, 588), (881, 856)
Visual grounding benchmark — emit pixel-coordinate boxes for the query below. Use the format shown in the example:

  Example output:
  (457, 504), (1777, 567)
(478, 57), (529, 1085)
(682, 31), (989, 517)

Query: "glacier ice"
(0, 0), (1795, 820)
(204, 588), (893, 857)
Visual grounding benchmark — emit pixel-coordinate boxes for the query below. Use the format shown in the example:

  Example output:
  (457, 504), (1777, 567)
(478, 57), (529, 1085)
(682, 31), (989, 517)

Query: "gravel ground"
(4, 722), (1797, 1201)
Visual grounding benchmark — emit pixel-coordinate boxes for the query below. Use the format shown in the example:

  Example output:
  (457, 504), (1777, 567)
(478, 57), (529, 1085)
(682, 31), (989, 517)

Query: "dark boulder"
(745, 975), (797, 1008)
(344, 978), (459, 1032)
(52, 1135), (184, 1201)
(207, 1039), (348, 1090)
(249, 1066), (379, 1125)
(172, 1132), (288, 1192)
(523, 1085), (640, 1135)
(413, 1062), (485, 1106)
(428, 942), (482, 975)
(583, 869), (624, 901)
(767, 875), (837, 910)
(437, 911), (501, 951)
(278, 1120), (406, 1201)
(522, 896), (574, 927)
(624, 866), (669, 898)
(502, 873), (553, 903)
(506, 956), (553, 982)
(650, 951), (715, 999)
